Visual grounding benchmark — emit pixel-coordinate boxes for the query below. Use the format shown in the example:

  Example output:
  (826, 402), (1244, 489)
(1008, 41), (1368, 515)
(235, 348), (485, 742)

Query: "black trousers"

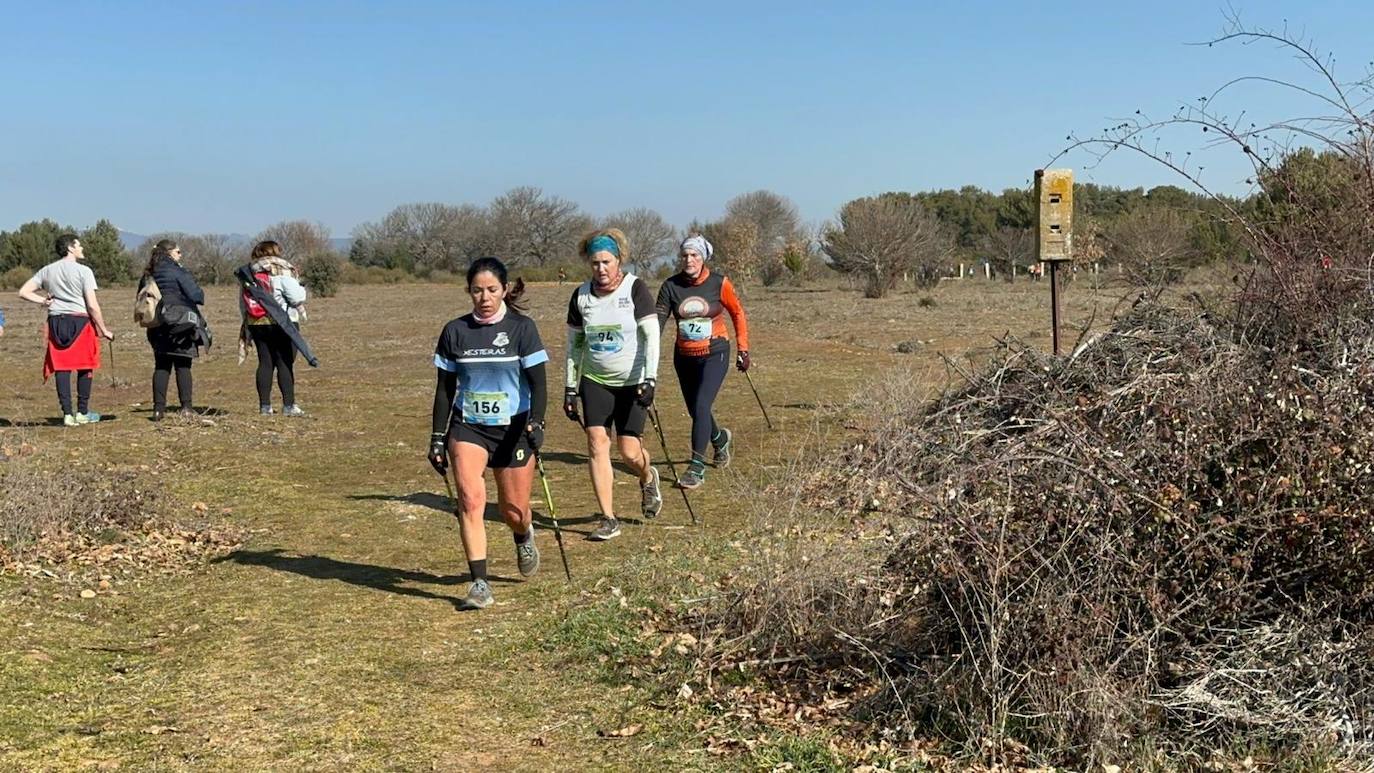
(674, 349), (729, 457)
(152, 352), (193, 411)
(249, 324), (296, 406)
(54, 370), (92, 415)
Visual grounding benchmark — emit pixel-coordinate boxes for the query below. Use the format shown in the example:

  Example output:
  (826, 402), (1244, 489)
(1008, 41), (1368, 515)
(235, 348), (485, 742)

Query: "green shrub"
(301, 252), (343, 297)
(340, 263), (412, 285)
(515, 261), (582, 284)
(0, 265), (30, 290)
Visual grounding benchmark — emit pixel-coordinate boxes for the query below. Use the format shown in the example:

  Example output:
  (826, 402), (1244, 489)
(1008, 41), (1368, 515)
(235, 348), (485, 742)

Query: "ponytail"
(506, 277), (527, 312)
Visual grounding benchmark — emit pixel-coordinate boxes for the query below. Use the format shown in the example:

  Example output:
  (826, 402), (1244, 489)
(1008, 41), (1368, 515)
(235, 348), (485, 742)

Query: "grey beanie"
(679, 235), (713, 261)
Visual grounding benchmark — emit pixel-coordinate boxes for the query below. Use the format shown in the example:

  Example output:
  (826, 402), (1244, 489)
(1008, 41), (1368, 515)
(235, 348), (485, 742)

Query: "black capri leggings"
(152, 352), (193, 411)
(249, 324), (296, 406)
(674, 348), (729, 457)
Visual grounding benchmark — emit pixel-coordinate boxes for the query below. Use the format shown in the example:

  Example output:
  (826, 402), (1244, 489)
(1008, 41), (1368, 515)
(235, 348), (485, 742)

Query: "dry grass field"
(0, 276), (1112, 770)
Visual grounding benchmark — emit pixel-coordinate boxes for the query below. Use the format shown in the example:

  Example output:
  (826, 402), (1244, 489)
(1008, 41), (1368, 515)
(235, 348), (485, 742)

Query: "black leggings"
(153, 353), (193, 411)
(54, 370), (92, 415)
(674, 349), (729, 458)
(249, 325), (296, 406)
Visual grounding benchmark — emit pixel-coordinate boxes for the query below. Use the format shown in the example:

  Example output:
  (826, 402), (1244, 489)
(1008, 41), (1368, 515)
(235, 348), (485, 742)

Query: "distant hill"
(118, 230), (148, 250)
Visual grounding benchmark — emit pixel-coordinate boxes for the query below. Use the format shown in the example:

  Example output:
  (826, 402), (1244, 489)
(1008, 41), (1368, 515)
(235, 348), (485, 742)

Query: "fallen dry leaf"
(596, 724), (643, 739)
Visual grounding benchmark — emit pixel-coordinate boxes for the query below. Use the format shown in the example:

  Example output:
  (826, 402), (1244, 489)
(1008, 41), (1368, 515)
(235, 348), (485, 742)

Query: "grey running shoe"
(589, 516), (622, 541)
(712, 428), (733, 468)
(74, 412), (102, 425)
(460, 578), (494, 610)
(677, 462), (705, 491)
(260, 405), (274, 415)
(641, 466), (663, 520)
(516, 530), (540, 576)
(282, 404), (306, 417)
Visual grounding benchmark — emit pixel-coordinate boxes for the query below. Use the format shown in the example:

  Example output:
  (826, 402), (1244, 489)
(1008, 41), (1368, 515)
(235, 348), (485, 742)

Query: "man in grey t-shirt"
(17, 234), (115, 424)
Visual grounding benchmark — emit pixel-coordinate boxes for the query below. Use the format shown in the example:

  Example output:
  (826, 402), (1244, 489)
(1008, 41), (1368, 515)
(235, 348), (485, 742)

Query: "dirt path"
(0, 279), (1107, 770)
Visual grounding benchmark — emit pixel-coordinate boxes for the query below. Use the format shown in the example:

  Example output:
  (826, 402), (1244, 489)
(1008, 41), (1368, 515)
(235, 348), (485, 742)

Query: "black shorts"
(580, 378), (645, 437)
(449, 412), (534, 468)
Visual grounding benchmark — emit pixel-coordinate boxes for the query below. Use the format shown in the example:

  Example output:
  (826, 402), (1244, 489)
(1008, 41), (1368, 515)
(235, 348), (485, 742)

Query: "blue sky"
(2, 1), (1370, 237)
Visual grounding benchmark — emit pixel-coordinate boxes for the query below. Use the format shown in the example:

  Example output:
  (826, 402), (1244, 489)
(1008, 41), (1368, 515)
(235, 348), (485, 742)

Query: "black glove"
(526, 419), (545, 451)
(736, 350), (751, 372)
(636, 379), (656, 407)
(563, 387), (581, 423)
(428, 432), (448, 476)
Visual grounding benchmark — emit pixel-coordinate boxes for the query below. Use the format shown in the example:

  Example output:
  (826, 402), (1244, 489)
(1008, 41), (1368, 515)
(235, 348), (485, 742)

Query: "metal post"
(1049, 261), (1062, 356)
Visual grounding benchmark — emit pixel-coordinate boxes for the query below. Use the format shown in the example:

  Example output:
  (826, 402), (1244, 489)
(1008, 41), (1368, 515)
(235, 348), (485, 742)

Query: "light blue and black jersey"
(434, 312), (548, 426)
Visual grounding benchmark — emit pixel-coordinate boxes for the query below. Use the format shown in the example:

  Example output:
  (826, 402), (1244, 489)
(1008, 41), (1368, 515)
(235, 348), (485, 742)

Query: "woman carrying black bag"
(140, 239), (208, 420)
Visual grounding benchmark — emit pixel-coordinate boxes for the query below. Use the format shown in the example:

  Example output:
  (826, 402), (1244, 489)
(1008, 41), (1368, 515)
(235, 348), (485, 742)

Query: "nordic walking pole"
(743, 369), (773, 430)
(648, 405), (698, 525)
(440, 466), (457, 510)
(531, 446), (573, 582)
(106, 336), (117, 387)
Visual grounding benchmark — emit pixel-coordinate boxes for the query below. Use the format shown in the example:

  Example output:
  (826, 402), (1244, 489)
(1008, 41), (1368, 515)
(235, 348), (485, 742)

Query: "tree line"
(5, 160), (1322, 298)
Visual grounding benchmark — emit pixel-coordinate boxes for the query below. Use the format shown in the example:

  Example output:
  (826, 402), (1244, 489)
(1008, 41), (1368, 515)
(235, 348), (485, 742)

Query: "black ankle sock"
(513, 529), (531, 545)
(468, 559), (488, 582)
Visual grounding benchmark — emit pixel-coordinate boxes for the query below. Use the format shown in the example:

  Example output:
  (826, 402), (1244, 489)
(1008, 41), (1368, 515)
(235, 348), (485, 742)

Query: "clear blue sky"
(2, 1), (1370, 237)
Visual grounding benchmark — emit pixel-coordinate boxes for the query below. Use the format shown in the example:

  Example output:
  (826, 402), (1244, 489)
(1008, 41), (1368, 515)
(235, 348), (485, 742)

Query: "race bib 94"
(586, 324), (625, 353)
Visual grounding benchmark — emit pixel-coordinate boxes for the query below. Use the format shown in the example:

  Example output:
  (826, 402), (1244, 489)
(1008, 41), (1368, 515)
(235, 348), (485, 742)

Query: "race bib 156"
(462, 390), (511, 425)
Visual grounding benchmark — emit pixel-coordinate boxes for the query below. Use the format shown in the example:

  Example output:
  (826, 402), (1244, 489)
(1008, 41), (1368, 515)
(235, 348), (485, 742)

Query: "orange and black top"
(655, 267), (749, 358)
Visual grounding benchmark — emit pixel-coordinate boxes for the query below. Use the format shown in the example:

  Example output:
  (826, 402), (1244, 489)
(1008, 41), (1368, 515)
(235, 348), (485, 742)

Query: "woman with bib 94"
(563, 228), (663, 541)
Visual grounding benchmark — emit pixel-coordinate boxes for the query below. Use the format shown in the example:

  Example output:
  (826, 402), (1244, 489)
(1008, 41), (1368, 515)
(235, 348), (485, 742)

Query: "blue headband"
(586, 235), (620, 257)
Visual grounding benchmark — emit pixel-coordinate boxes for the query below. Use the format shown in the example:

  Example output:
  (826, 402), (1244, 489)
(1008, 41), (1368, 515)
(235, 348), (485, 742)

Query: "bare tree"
(1052, 17), (1374, 326)
(489, 186), (592, 266)
(981, 226), (1035, 280)
(254, 220), (333, 262)
(182, 233), (242, 285)
(822, 193), (953, 297)
(692, 216), (763, 282)
(137, 232), (243, 285)
(1105, 207), (1197, 286)
(354, 202), (497, 275)
(602, 207), (676, 272)
(724, 190), (804, 259)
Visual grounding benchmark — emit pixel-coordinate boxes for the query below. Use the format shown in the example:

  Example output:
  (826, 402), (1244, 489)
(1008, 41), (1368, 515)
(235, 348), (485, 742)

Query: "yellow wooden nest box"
(1035, 168), (1073, 263)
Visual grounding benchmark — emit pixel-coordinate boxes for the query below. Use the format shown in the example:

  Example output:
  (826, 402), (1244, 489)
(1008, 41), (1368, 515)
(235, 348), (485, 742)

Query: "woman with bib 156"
(427, 257), (549, 610)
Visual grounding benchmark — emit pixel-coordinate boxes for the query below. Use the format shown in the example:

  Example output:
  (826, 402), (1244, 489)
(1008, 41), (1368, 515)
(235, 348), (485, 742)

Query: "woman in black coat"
(141, 239), (207, 420)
